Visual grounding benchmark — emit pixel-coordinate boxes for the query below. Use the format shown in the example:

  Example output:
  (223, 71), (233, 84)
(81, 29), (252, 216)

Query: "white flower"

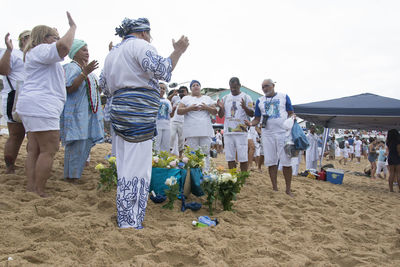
(222, 173), (232, 182)
(170, 176), (177, 185)
(165, 176), (177, 186)
(153, 156), (159, 163)
(182, 157), (189, 163)
(210, 174), (218, 181)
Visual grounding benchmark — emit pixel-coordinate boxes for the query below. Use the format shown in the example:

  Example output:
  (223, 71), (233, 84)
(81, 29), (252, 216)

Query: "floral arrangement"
(95, 156), (117, 191)
(183, 146), (206, 168)
(152, 150), (185, 169)
(162, 176), (180, 210)
(152, 147), (205, 169)
(201, 167), (249, 213)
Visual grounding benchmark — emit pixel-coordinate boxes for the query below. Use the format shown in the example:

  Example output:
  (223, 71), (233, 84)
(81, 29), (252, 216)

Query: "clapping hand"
(240, 98), (247, 110)
(217, 99), (224, 109)
(198, 103), (209, 111)
(172, 35), (189, 54)
(4, 33), (13, 51)
(83, 60), (99, 75)
(189, 104), (200, 111)
(66, 11), (76, 28)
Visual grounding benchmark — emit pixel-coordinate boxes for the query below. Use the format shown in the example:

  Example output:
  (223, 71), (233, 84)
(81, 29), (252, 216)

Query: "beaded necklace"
(72, 61), (99, 113)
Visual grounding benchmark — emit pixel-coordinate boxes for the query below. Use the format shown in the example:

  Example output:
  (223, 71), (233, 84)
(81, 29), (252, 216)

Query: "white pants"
(186, 136), (211, 172)
(155, 127), (170, 152)
(224, 134), (248, 162)
(377, 161), (388, 175)
(115, 136), (152, 229)
(262, 132), (291, 167)
(170, 122), (184, 153)
(291, 152), (302, 175)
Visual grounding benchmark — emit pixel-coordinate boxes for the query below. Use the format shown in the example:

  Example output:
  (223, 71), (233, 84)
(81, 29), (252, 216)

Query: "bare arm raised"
(56, 12), (77, 58)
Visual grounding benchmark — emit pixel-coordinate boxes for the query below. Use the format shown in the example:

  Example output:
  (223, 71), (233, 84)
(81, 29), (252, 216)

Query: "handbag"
(5, 76), (22, 123)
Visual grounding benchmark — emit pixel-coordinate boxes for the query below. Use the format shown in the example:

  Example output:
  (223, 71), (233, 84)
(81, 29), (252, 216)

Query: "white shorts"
(20, 115), (60, 132)
(355, 149), (361, 157)
(349, 146), (354, 154)
(377, 161), (388, 175)
(224, 134), (248, 162)
(262, 133), (291, 167)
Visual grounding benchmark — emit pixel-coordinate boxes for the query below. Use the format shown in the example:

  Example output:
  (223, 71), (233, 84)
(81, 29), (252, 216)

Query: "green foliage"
(96, 159), (117, 191)
(162, 179), (180, 210)
(183, 146), (206, 168)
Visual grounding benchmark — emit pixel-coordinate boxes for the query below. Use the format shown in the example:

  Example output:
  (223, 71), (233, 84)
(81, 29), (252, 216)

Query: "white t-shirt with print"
(156, 98), (172, 129)
(171, 96), (184, 123)
(180, 95), (216, 138)
(222, 92), (254, 135)
(1, 49), (25, 96)
(16, 43), (66, 119)
(255, 92), (294, 135)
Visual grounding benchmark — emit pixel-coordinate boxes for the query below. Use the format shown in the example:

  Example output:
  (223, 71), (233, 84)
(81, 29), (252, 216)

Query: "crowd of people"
(1, 12), (400, 229)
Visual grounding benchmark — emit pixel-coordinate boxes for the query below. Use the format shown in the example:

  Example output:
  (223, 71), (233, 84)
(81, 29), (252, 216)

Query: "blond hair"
(24, 25), (58, 60)
(18, 30), (31, 50)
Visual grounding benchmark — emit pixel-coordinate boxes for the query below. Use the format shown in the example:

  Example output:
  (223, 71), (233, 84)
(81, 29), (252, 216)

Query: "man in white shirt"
(217, 77), (254, 171)
(155, 82), (172, 152)
(245, 79), (295, 196)
(354, 135), (363, 163)
(306, 125), (319, 170)
(169, 85), (188, 157)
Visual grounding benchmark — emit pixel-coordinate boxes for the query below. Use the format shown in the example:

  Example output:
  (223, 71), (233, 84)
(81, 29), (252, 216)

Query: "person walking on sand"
(386, 129), (400, 192)
(103, 17), (189, 228)
(245, 78), (295, 196)
(368, 137), (378, 179)
(0, 30), (30, 174)
(217, 77), (254, 171)
(16, 12), (77, 197)
(354, 135), (362, 163)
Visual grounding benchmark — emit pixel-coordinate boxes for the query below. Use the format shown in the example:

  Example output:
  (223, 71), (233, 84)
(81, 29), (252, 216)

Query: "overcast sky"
(2, 0), (400, 104)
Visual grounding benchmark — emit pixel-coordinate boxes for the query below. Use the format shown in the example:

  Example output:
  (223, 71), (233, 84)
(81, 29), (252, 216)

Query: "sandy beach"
(0, 136), (399, 266)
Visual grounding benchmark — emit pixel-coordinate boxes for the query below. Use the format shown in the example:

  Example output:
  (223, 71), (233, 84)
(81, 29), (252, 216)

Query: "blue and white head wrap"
(115, 18), (151, 37)
(190, 80), (201, 88)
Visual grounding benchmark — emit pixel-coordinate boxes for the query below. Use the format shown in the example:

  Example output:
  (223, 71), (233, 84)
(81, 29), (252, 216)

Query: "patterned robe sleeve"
(138, 43), (173, 83)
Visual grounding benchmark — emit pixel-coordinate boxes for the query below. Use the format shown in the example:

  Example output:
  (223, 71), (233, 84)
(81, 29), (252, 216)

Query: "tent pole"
(320, 128), (329, 170)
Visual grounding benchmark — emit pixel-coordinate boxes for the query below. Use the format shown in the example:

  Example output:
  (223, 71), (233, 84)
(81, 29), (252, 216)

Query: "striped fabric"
(111, 88), (160, 143)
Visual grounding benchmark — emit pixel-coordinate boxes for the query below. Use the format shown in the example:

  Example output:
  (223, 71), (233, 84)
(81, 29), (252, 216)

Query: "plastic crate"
(326, 168), (344, 184)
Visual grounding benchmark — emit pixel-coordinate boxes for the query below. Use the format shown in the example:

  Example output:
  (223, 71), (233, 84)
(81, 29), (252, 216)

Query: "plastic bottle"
(192, 220), (208, 227)
(198, 216), (217, 227)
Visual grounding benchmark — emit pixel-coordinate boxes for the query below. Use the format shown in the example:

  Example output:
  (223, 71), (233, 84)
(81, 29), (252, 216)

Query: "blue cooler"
(326, 168), (344, 184)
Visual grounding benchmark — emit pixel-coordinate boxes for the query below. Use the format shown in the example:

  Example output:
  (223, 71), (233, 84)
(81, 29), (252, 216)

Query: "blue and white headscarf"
(115, 18), (151, 37)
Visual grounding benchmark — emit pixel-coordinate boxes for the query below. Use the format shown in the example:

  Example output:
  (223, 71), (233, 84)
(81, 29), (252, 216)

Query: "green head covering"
(68, 39), (87, 60)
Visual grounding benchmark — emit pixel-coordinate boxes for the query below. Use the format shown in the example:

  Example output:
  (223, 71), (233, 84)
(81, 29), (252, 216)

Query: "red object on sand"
(318, 171), (326, 181)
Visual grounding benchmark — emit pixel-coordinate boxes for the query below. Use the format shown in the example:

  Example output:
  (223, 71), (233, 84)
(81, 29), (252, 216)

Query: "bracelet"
(80, 72), (87, 79)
